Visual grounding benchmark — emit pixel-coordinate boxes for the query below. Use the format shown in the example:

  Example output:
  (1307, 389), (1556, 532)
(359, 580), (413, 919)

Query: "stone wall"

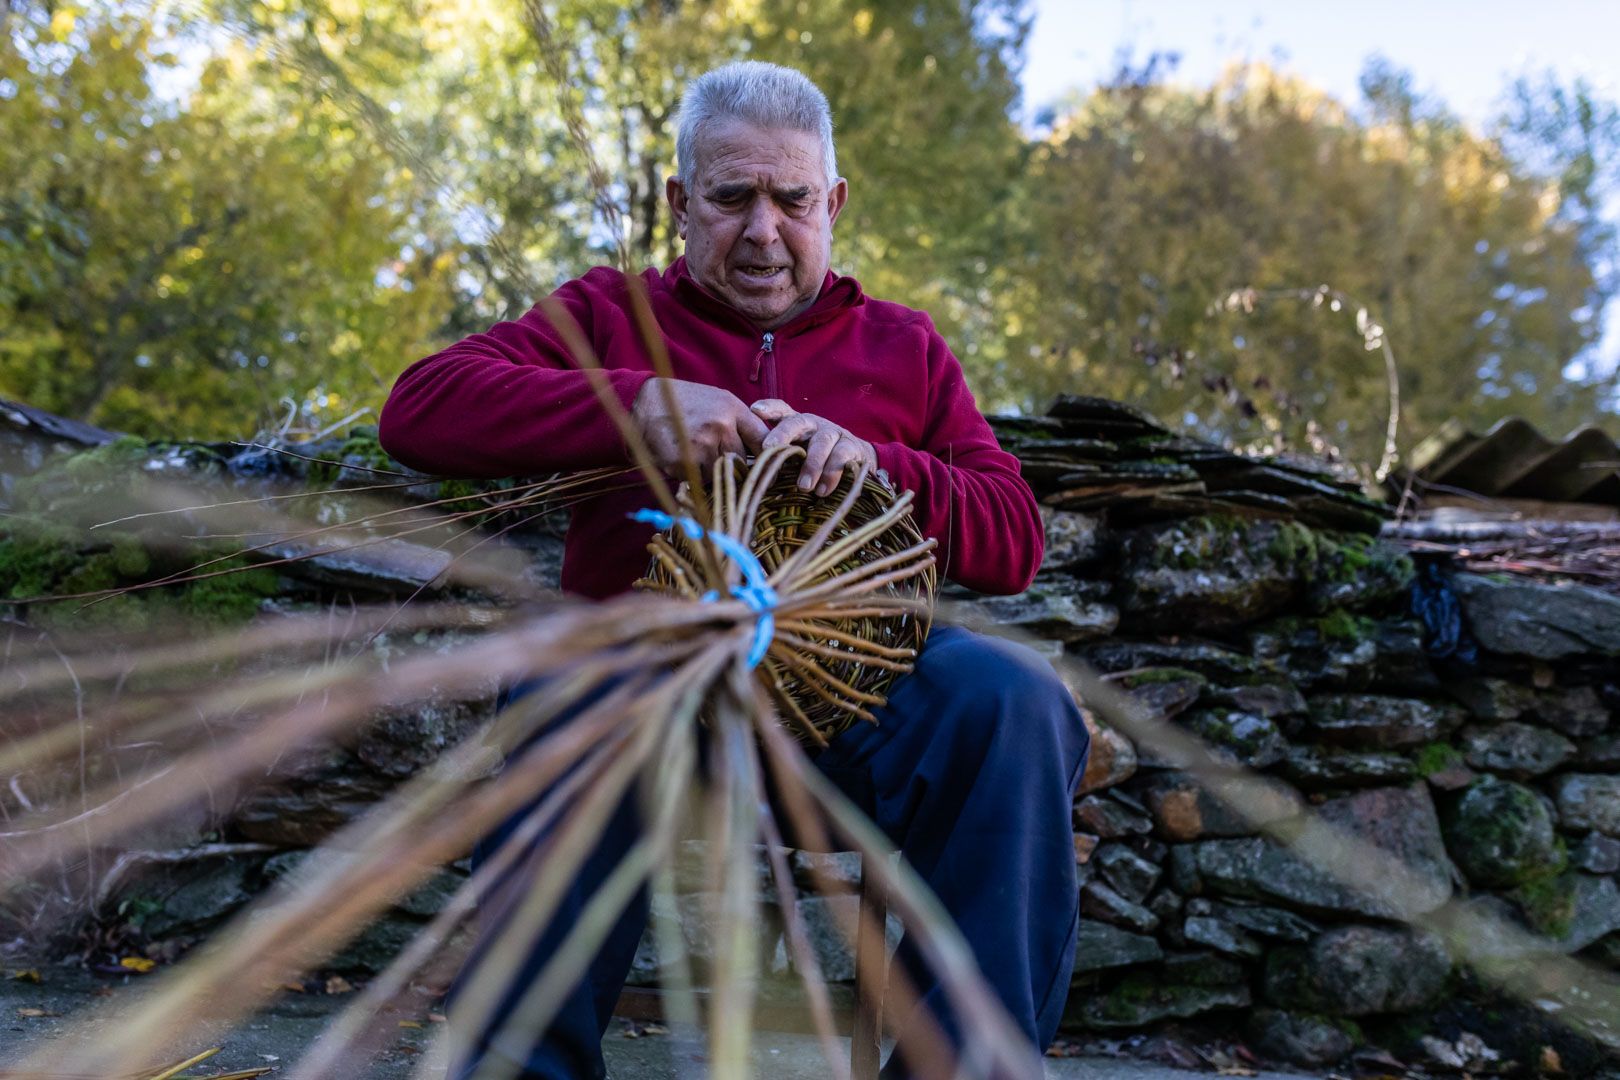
(1011, 513), (1620, 1070)
(6, 401), (1620, 1072)
(962, 400), (1620, 1071)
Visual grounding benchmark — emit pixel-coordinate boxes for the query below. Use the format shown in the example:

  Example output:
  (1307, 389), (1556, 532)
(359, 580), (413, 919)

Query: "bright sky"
(1022, 0), (1619, 126)
(1023, 0), (1620, 381)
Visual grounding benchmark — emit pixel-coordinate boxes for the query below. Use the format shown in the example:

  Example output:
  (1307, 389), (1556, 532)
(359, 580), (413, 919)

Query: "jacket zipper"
(748, 331), (778, 397)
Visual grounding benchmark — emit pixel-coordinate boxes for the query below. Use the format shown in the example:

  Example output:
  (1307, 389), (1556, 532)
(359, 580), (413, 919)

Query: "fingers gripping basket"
(636, 447), (937, 746)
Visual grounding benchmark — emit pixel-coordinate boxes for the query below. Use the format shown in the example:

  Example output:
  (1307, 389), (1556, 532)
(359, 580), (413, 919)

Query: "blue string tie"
(632, 508), (778, 669)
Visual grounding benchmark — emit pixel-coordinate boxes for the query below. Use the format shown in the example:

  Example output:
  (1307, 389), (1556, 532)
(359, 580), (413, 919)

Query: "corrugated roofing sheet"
(1410, 417), (1620, 507)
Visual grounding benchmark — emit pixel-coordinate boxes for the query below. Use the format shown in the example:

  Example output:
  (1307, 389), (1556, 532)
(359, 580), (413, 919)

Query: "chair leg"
(851, 853), (888, 1080)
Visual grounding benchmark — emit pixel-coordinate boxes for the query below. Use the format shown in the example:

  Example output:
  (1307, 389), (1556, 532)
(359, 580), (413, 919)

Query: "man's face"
(667, 119), (848, 330)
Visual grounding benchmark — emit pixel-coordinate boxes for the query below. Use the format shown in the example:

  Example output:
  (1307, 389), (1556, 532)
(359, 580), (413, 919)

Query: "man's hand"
(631, 377), (770, 471)
(751, 399), (878, 496)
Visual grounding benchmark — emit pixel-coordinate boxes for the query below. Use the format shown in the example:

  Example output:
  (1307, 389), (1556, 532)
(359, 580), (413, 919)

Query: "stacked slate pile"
(988, 395), (1389, 535)
(0, 406), (565, 610)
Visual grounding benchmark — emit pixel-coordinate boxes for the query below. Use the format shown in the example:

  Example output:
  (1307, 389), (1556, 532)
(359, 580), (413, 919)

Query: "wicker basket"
(638, 452), (936, 744)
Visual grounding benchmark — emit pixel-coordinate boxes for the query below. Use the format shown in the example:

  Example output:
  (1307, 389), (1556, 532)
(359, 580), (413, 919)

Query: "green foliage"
(1, 6), (1615, 470)
(999, 59), (1619, 463)
(0, 6), (456, 437)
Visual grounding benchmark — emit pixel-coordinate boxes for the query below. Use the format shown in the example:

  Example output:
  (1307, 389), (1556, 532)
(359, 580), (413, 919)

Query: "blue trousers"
(453, 626), (1090, 1079)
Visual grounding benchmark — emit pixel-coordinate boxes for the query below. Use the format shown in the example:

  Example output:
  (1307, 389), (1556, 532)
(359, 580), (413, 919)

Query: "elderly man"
(380, 61), (1087, 1080)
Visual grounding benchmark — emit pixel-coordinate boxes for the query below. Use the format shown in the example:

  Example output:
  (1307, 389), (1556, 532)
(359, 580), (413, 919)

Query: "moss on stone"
(1089, 972), (1164, 1023)
(0, 518), (84, 599)
(1335, 536), (1373, 571)
(1316, 608), (1367, 642)
(56, 549), (123, 597)
(1333, 1017), (1365, 1043)
(1444, 777), (1566, 889)
(58, 434), (152, 476)
(1413, 742), (1464, 778)
(1298, 530), (1416, 614)
(433, 476), (517, 519)
(307, 426), (397, 486)
(1187, 709), (1239, 745)
(1137, 516), (1409, 619)
(1511, 870), (1578, 939)
(1, 502), (274, 632)
(175, 558), (280, 624)
(1266, 520), (1319, 567)
(1120, 666), (1204, 686)
(304, 425), (517, 524)
(13, 434), (155, 510)
(10, 437), (231, 553)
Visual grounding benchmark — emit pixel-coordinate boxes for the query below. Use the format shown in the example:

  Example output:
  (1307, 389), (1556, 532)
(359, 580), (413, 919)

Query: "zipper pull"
(748, 332), (774, 383)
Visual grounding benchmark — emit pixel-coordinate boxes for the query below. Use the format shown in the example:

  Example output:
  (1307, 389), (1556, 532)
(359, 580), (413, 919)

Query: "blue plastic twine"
(632, 508), (778, 669)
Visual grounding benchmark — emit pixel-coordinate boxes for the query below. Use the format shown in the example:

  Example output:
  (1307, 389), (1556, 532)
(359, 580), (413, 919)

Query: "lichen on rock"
(1441, 776), (1566, 889)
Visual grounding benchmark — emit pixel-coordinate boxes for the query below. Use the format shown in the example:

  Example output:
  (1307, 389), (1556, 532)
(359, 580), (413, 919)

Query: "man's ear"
(826, 177), (849, 230)
(666, 176), (690, 240)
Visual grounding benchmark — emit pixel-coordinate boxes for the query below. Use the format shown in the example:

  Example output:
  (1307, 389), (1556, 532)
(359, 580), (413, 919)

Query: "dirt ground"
(0, 964), (1325, 1079)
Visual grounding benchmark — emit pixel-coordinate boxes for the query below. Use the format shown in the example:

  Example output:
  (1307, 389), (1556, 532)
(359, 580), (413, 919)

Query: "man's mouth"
(734, 264), (788, 285)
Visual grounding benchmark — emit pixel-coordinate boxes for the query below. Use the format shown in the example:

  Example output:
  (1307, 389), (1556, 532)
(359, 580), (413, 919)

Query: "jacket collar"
(652, 256), (865, 337)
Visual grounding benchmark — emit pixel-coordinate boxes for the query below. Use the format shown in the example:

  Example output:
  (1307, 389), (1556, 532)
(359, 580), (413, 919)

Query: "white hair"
(674, 61), (838, 186)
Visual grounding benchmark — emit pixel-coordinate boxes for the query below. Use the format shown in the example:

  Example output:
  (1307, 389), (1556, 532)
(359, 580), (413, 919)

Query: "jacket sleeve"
(378, 272), (655, 478)
(870, 322), (1043, 595)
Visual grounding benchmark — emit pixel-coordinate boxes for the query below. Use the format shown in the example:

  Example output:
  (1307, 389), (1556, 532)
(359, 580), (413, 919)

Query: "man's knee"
(910, 628), (1089, 778)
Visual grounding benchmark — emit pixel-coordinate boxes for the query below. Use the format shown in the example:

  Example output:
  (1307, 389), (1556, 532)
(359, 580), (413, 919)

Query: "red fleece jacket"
(378, 259), (1042, 599)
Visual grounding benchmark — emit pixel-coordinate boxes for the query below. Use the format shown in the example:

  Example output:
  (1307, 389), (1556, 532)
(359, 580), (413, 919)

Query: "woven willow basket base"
(637, 455), (936, 744)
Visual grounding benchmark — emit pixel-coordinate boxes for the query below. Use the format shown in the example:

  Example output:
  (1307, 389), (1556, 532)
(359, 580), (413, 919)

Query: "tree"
(190, 0), (1030, 342)
(1496, 68), (1620, 399)
(993, 59), (1618, 468)
(0, 5), (456, 436)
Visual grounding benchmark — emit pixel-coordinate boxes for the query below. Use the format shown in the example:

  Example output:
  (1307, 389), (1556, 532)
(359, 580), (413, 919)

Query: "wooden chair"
(614, 851), (890, 1079)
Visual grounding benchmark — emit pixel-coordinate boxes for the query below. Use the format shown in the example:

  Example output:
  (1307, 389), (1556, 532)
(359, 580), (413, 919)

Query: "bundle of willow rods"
(637, 447), (937, 745)
(2, 437), (1056, 1080)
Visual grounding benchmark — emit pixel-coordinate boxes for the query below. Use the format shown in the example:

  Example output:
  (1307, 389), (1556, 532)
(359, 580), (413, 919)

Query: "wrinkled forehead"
(688, 119), (828, 190)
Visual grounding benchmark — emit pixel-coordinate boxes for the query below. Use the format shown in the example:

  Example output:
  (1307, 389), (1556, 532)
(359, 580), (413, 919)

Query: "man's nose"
(741, 197), (782, 248)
